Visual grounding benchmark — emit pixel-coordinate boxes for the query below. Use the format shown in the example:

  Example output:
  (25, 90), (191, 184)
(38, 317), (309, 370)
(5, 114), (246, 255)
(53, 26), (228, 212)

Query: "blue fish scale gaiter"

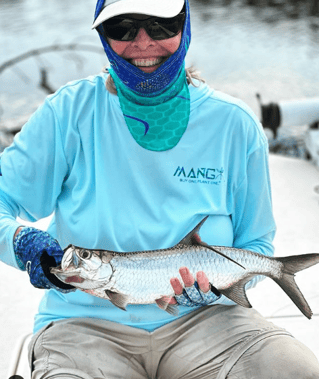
(94, 0), (192, 151)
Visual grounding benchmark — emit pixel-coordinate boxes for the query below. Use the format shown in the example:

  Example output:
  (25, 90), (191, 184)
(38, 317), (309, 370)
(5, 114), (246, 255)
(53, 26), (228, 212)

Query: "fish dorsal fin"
(219, 276), (253, 308)
(178, 216), (209, 246)
(178, 216), (245, 269)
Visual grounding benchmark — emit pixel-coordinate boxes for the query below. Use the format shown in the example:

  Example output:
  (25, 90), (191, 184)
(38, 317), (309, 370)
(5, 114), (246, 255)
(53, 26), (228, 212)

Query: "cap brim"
(92, 0), (184, 29)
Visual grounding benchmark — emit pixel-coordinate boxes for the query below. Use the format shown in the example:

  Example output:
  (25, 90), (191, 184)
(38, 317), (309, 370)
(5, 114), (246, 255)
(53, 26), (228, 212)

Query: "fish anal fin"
(105, 290), (128, 311)
(155, 297), (179, 316)
(219, 277), (253, 308)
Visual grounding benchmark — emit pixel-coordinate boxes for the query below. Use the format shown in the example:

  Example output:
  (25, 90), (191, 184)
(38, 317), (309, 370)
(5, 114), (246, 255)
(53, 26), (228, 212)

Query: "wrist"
(13, 226), (36, 270)
(14, 226), (24, 240)
(13, 226), (26, 270)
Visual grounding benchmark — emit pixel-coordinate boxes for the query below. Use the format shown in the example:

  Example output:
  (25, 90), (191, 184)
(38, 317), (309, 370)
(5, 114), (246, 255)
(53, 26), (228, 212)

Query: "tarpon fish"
(51, 217), (319, 319)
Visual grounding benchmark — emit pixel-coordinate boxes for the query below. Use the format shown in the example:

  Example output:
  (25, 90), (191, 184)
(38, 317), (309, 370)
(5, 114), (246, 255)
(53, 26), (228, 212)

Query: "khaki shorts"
(29, 305), (319, 379)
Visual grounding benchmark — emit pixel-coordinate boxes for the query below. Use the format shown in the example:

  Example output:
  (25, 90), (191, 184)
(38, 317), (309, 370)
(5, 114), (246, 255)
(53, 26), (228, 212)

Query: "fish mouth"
(64, 275), (85, 284)
(50, 266), (83, 281)
(50, 246), (84, 283)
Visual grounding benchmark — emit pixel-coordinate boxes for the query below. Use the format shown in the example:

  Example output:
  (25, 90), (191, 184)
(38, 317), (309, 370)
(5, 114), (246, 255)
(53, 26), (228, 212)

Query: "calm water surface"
(0, 0), (319, 126)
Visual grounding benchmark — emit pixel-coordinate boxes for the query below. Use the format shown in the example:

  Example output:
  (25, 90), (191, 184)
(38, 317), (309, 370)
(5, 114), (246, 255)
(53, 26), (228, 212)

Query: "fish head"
(51, 245), (113, 290)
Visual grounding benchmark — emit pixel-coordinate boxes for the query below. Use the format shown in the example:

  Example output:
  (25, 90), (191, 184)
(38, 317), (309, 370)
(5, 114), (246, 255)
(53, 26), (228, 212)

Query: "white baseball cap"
(92, 0), (185, 29)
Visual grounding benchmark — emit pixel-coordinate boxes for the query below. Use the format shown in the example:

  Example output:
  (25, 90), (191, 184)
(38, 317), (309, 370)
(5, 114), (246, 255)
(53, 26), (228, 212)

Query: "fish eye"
(79, 249), (92, 260)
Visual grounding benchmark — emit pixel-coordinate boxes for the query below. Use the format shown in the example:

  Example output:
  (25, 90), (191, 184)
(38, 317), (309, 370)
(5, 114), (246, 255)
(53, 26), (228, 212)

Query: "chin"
(138, 64), (161, 74)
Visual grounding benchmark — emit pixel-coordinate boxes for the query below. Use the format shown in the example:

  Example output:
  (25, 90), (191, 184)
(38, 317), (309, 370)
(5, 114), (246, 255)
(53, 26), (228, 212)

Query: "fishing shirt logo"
(173, 166), (224, 185)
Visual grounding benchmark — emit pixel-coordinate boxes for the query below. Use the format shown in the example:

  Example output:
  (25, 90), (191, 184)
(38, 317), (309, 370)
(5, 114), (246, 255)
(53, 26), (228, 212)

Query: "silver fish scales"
(51, 217), (319, 319)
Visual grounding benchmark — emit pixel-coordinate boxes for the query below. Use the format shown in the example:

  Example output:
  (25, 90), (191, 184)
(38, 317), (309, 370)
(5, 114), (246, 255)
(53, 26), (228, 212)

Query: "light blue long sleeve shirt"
(0, 73), (275, 333)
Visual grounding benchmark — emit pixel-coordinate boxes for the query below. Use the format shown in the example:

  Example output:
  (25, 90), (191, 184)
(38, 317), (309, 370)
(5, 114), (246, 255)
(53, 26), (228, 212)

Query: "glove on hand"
(14, 227), (75, 292)
(175, 281), (221, 307)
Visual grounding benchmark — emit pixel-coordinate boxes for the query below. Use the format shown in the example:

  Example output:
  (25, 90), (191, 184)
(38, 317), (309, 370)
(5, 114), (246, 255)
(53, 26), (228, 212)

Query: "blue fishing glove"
(175, 281), (221, 307)
(13, 227), (75, 292)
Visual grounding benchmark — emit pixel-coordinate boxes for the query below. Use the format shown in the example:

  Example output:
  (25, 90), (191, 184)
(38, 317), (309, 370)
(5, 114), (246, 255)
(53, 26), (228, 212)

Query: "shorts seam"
(219, 327), (293, 379)
(40, 325), (51, 374)
(230, 327), (275, 357)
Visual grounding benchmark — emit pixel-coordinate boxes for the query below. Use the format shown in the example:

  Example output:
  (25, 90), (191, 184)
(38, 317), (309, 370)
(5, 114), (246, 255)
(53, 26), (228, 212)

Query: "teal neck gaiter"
(109, 66), (190, 152)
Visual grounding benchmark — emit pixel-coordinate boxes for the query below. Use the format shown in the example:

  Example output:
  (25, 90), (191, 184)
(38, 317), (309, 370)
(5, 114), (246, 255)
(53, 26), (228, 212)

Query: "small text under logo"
(173, 166), (224, 185)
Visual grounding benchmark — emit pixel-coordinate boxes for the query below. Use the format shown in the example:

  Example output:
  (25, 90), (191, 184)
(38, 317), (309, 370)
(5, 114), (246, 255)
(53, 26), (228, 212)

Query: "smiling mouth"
(130, 57), (164, 67)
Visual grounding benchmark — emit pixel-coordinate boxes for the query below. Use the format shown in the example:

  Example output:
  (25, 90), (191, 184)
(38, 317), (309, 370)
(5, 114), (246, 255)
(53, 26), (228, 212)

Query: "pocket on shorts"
(28, 322), (54, 374)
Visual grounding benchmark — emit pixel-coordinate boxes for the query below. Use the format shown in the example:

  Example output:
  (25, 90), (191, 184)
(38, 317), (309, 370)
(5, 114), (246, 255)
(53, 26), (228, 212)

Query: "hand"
(13, 227), (75, 292)
(170, 267), (221, 307)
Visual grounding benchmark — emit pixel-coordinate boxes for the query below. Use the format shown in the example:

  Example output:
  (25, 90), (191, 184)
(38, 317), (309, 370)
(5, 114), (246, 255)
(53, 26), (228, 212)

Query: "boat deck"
(1, 154), (319, 378)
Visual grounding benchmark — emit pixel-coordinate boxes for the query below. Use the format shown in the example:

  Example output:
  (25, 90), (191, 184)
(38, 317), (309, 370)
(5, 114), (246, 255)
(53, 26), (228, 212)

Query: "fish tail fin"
(272, 274), (312, 319)
(273, 253), (319, 319)
(276, 253), (319, 275)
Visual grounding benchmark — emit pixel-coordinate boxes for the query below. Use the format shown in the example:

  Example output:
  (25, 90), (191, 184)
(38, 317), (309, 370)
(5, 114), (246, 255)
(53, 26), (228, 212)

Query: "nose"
(132, 27), (155, 50)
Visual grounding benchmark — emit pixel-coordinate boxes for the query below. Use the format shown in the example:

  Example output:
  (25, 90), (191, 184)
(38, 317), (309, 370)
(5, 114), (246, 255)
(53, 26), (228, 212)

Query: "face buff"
(109, 65), (190, 151)
(94, 0), (192, 151)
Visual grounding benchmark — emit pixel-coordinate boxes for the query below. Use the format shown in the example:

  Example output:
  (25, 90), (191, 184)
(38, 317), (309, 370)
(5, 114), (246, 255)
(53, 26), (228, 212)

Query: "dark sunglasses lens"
(102, 12), (185, 42)
(149, 13), (185, 40)
(102, 18), (137, 41)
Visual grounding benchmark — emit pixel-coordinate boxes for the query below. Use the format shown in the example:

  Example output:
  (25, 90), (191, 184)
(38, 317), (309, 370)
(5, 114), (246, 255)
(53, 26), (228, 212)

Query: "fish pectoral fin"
(99, 252), (113, 264)
(219, 277), (253, 308)
(155, 297), (179, 316)
(105, 290), (129, 311)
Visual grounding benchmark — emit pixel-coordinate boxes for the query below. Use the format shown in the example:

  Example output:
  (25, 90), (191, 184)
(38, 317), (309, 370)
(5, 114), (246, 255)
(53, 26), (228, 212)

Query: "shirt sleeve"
(214, 139), (276, 306)
(0, 99), (68, 269)
(232, 142), (275, 248)
(231, 143), (276, 289)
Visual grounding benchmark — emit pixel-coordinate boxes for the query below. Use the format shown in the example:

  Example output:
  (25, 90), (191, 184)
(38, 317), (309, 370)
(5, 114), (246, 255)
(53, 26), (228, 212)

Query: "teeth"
(131, 58), (162, 67)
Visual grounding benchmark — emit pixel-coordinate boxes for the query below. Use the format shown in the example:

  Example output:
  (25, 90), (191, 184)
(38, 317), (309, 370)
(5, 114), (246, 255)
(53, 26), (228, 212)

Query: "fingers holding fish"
(170, 276), (184, 296)
(171, 267), (210, 293)
(170, 267), (196, 306)
(196, 271), (210, 293)
(170, 267), (221, 306)
(179, 266), (195, 287)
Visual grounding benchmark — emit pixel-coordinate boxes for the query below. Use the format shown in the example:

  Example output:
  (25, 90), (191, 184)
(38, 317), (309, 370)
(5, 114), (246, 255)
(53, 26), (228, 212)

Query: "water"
(0, 0), (319, 128)
(189, 0), (319, 116)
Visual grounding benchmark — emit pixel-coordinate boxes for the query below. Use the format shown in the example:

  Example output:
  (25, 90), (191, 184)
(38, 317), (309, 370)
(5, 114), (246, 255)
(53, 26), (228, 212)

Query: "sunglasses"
(101, 12), (185, 42)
